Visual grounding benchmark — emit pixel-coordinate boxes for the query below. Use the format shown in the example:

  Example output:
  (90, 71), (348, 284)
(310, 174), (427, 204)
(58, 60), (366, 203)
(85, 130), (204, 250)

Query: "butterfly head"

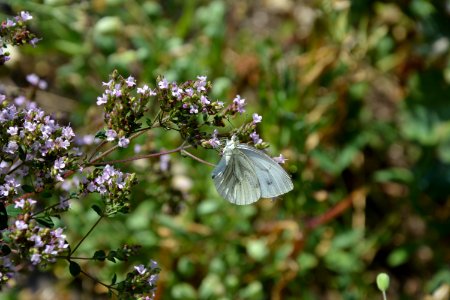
(223, 135), (239, 155)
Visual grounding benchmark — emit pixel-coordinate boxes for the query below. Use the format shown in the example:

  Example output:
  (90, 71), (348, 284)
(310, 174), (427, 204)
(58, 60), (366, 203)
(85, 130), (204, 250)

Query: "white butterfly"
(212, 135), (294, 205)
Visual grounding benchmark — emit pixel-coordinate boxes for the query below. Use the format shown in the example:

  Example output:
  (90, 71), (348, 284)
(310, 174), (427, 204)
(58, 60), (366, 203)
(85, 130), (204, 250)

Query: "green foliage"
(2, 0), (449, 299)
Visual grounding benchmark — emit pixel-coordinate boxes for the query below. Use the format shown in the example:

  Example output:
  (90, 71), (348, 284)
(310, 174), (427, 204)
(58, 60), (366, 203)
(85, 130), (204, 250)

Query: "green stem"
(70, 215), (103, 255)
(80, 269), (116, 291)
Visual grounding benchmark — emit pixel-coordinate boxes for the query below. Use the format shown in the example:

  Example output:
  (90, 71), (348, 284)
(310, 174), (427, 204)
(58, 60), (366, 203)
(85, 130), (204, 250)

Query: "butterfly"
(212, 135), (293, 205)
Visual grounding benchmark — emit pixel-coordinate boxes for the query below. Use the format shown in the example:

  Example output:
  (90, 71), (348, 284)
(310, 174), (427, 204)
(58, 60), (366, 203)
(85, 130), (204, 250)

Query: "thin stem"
(181, 150), (216, 167)
(7, 161), (23, 175)
(89, 145), (191, 165)
(80, 269), (116, 291)
(30, 197), (74, 217)
(88, 140), (107, 161)
(89, 130), (148, 164)
(88, 112), (167, 165)
(56, 255), (93, 260)
(382, 291), (387, 300)
(70, 215), (103, 255)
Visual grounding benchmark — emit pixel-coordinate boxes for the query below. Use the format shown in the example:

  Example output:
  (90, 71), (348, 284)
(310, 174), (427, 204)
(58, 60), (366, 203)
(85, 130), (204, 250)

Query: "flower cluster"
(0, 96), (79, 205)
(0, 198), (69, 287)
(26, 74), (48, 90)
(0, 11), (40, 65)
(96, 71), (153, 148)
(115, 260), (160, 299)
(80, 165), (137, 216)
(96, 71), (270, 152)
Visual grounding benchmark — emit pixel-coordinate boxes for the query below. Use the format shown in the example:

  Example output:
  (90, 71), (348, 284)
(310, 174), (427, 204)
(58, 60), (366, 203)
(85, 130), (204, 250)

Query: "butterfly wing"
(237, 144), (293, 198)
(212, 149), (261, 205)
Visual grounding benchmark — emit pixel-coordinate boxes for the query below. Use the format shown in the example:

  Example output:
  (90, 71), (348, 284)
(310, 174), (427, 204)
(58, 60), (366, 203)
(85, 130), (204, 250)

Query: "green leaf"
(91, 205), (103, 216)
(93, 250), (106, 261)
(107, 250), (117, 263)
(111, 273), (117, 285)
(5, 205), (21, 218)
(41, 191), (53, 198)
(374, 168), (414, 183)
(0, 244), (11, 256)
(0, 202), (7, 230)
(35, 216), (54, 228)
(387, 248), (409, 267)
(69, 261), (81, 277)
(145, 118), (152, 126)
(95, 130), (106, 139)
(22, 185), (34, 193)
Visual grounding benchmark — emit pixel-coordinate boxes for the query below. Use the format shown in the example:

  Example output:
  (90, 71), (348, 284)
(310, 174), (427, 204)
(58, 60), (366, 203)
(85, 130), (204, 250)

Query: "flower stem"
(70, 215), (103, 255)
(181, 150), (216, 167)
(89, 145), (191, 165)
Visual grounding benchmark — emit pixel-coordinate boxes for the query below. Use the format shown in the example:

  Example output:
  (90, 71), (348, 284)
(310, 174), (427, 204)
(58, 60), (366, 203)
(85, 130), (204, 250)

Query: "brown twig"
(305, 187), (367, 229)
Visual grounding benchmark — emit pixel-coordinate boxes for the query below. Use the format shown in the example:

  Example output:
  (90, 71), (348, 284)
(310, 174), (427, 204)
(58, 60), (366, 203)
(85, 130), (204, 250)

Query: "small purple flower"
(87, 182), (97, 192)
(172, 86), (183, 98)
(58, 196), (71, 210)
(29, 37), (41, 47)
(200, 95), (210, 106)
(14, 96), (27, 106)
(125, 76), (136, 87)
(30, 234), (44, 247)
(111, 84), (122, 97)
(185, 88), (194, 97)
(137, 85), (149, 94)
(273, 154), (287, 164)
(44, 245), (57, 255)
(160, 154), (170, 172)
(31, 253), (41, 265)
(149, 259), (158, 269)
(54, 157), (66, 170)
(24, 121), (37, 131)
(106, 129), (117, 141)
(134, 144), (142, 153)
(209, 129), (221, 148)
(233, 95), (246, 114)
(55, 137), (70, 149)
(158, 78), (169, 89)
(38, 80), (48, 90)
(252, 113), (262, 124)
(20, 11), (33, 22)
(190, 104), (199, 114)
(148, 274), (159, 286)
(26, 74), (47, 89)
(7, 126), (18, 135)
(97, 94), (108, 105)
(81, 134), (95, 145)
(62, 126), (75, 139)
(118, 137), (130, 148)
(26, 74), (40, 86)
(15, 220), (28, 230)
(5, 19), (16, 28)
(134, 264), (147, 275)
(5, 141), (19, 154)
(250, 131), (262, 145)
(195, 75), (207, 92)
(14, 199), (26, 209)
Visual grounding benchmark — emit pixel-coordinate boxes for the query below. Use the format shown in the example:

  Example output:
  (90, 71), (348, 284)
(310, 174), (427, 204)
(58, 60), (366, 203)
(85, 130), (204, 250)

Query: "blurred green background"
(1, 0), (450, 299)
